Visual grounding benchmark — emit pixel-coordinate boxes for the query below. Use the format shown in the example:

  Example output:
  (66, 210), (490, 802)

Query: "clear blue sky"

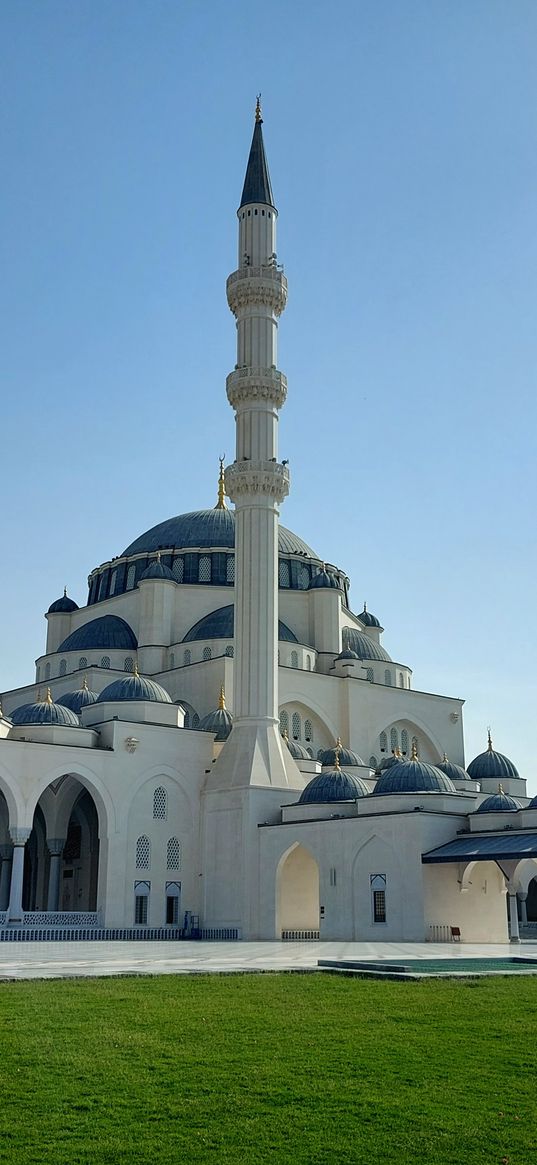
(1, 1), (536, 786)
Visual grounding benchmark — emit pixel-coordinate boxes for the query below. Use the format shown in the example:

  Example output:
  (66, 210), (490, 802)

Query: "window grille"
(78, 657), (87, 670)
(384, 670), (392, 686)
(153, 787), (167, 820)
(306, 656), (311, 671)
(124, 657), (134, 672)
(412, 735), (419, 755)
(59, 660), (67, 676)
(291, 651), (298, 668)
(292, 712), (301, 740)
(278, 560), (290, 588)
(305, 719), (313, 742)
(101, 656), (111, 669)
(136, 836), (151, 870)
(369, 756), (378, 770)
(399, 672), (404, 687)
(225, 645), (234, 657)
(45, 663), (51, 680)
(110, 569), (118, 595)
(401, 730), (409, 756)
(166, 837), (182, 871)
(192, 713), (200, 729)
(199, 556), (211, 583)
(172, 557), (184, 582)
(183, 649), (191, 666)
(126, 564), (136, 590)
(202, 647), (212, 661)
(226, 556), (235, 583)
(183, 709), (190, 727)
(379, 731), (387, 752)
(366, 667), (374, 683)
(280, 710), (289, 734)
(134, 883), (149, 925)
(390, 727), (398, 751)
(371, 874), (387, 923)
(298, 565), (310, 589)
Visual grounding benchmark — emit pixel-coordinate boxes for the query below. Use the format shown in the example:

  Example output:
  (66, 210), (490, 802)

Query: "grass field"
(0, 972), (535, 1164)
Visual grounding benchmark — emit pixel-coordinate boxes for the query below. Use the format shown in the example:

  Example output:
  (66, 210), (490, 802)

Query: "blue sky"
(1, 1), (536, 786)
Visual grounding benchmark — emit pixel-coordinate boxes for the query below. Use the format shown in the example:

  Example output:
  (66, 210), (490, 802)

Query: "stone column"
(0, 843), (14, 911)
(518, 893), (528, 927)
(508, 892), (520, 943)
(46, 838), (66, 912)
(7, 828), (31, 923)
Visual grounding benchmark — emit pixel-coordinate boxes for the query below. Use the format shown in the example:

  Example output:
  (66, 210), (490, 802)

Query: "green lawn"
(0, 972), (535, 1164)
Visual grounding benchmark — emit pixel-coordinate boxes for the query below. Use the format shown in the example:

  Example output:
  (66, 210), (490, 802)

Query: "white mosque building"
(1, 104), (536, 945)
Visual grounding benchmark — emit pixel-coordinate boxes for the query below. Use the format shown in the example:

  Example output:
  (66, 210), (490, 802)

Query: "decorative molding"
(226, 267), (287, 316)
(9, 828), (31, 846)
(20, 911), (102, 927)
(225, 461), (290, 504)
(125, 736), (139, 753)
(226, 368), (287, 409)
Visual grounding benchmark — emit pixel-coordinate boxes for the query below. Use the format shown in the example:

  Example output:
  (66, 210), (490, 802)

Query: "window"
(136, 836), (151, 870)
(124, 657), (134, 672)
(166, 882), (181, 924)
(399, 672), (404, 688)
(379, 731), (387, 753)
(280, 710), (289, 735)
(172, 557), (184, 582)
(298, 565), (310, 589)
(126, 564), (136, 590)
(78, 657), (87, 670)
(278, 560), (290, 588)
(183, 709), (190, 728)
(36, 666), (41, 682)
(401, 730), (409, 756)
(226, 556), (235, 583)
(110, 568), (118, 595)
(290, 651), (298, 669)
(169, 653), (175, 669)
(390, 727), (398, 752)
(183, 649), (191, 666)
(371, 874), (387, 923)
(59, 659), (67, 676)
(366, 667), (374, 683)
(306, 748), (314, 759)
(45, 663), (51, 680)
(412, 735), (419, 755)
(306, 656), (311, 671)
(292, 712), (301, 741)
(101, 656), (111, 669)
(192, 713), (200, 729)
(199, 556), (211, 582)
(369, 756), (378, 770)
(97, 575), (107, 601)
(153, 787), (167, 820)
(167, 837), (182, 871)
(202, 646), (212, 661)
(225, 645), (234, 657)
(384, 670), (392, 686)
(304, 719), (313, 742)
(134, 881), (150, 925)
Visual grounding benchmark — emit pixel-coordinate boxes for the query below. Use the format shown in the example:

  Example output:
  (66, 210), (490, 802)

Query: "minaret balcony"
(226, 367), (287, 410)
(226, 265), (288, 316)
(224, 459), (290, 505)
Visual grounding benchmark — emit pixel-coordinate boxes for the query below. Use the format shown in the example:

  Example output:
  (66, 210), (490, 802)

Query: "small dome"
(376, 752), (404, 774)
(299, 767), (370, 804)
(373, 755), (456, 795)
(308, 567), (340, 590)
(98, 668), (171, 704)
(467, 733), (519, 781)
(59, 615), (137, 653)
(140, 553), (176, 583)
(282, 732), (310, 761)
(48, 588), (79, 614)
(527, 795), (537, 809)
(342, 629), (392, 663)
(476, 788), (522, 814)
(336, 648), (359, 661)
(57, 678), (98, 714)
(199, 688), (233, 741)
(358, 603), (381, 629)
(10, 690), (80, 728)
(435, 754), (471, 783)
(182, 604), (298, 644)
(320, 740), (364, 767)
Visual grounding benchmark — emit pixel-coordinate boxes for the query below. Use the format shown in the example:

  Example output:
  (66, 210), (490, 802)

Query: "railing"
(282, 929), (320, 941)
(21, 911), (102, 927)
(227, 264), (286, 286)
(427, 924), (460, 943)
(198, 927), (241, 941)
(0, 926), (185, 943)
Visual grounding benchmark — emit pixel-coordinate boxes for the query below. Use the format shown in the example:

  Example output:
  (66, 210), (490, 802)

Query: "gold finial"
(36, 688), (42, 703)
(215, 456), (227, 510)
(156, 551), (161, 564)
(63, 586), (68, 597)
(395, 747), (402, 758)
(45, 687), (53, 705)
(443, 752), (449, 763)
(487, 726), (493, 752)
(218, 686), (226, 711)
(255, 94), (262, 123)
(82, 676), (89, 692)
(411, 740), (418, 760)
(133, 660), (139, 678)
(334, 738), (342, 771)
(363, 600), (367, 612)
(499, 782), (504, 795)
(282, 727), (289, 741)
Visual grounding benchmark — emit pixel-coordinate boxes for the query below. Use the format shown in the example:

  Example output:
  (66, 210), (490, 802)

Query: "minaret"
(210, 99), (299, 790)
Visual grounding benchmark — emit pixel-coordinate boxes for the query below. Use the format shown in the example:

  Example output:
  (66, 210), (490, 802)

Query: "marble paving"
(1, 939), (537, 980)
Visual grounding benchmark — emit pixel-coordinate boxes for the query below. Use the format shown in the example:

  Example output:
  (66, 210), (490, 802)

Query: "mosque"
(1, 104), (536, 944)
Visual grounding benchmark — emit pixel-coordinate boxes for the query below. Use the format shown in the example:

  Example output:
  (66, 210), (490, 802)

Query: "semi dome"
(320, 740), (364, 768)
(467, 733), (519, 781)
(57, 679), (98, 714)
(282, 732), (310, 761)
(358, 603), (381, 629)
(98, 670), (171, 704)
(183, 604), (298, 644)
(10, 690), (80, 728)
(199, 688), (233, 741)
(476, 789), (522, 813)
(299, 767), (370, 804)
(373, 755), (456, 795)
(308, 567), (340, 590)
(122, 509), (317, 559)
(435, 754), (471, 783)
(59, 615), (137, 653)
(342, 629), (392, 663)
(140, 553), (176, 582)
(48, 588), (79, 614)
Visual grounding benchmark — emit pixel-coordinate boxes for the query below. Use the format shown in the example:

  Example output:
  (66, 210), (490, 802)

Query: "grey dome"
(199, 690), (233, 741)
(59, 615), (137, 653)
(336, 648), (359, 661)
(299, 768), (370, 804)
(57, 681), (98, 714)
(358, 605), (381, 629)
(320, 743), (364, 767)
(98, 673), (171, 704)
(48, 589), (79, 614)
(476, 790), (522, 813)
(183, 604), (298, 644)
(342, 629), (392, 663)
(308, 568), (340, 591)
(11, 692), (80, 728)
(140, 555), (176, 582)
(467, 735), (519, 781)
(373, 758), (456, 795)
(283, 734), (310, 761)
(122, 508), (317, 559)
(435, 756), (471, 783)
(377, 753), (404, 774)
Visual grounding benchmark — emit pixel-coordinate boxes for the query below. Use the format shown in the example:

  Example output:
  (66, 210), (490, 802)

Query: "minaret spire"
(239, 97), (274, 209)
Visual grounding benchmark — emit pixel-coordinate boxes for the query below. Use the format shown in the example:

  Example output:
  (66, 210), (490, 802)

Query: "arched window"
(384, 670), (392, 686)
(202, 646), (212, 661)
(306, 747), (314, 759)
(279, 560), (290, 588)
(101, 656), (111, 669)
(169, 653), (175, 669)
(134, 881), (150, 925)
(280, 710), (289, 734)
(153, 786), (167, 820)
(136, 836), (151, 870)
(110, 568), (118, 595)
(165, 880), (181, 924)
(45, 663), (51, 680)
(379, 731), (387, 753)
(225, 645), (234, 657)
(172, 557), (184, 582)
(390, 727), (398, 752)
(298, 565), (310, 589)
(292, 712), (301, 741)
(97, 575), (107, 601)
(317, 748), (324, 761)
(401, 729), (409, 756)
(226, 555), (235, 583)
(59, 659), (67, 676)
(290, 651), (298, 669)
(124, 657), (134, 672)
(366, 667), (374, 683)
(126, 564), (136, 590)
(166, 837), (182, 871)
(192, 713), (200, 729)
(199, 556), (211, 582)
(369, 755), (378, 770)
(304, 719), (313, 742)
(183, 709), (190, 727)
(305, 656), (311, 671)
(36, 666), (41, 682)
(398, 672), (404, 688)
(78, 657), (87, 670)
(412, 735), (419, 756)
(183, 649), (191, 666)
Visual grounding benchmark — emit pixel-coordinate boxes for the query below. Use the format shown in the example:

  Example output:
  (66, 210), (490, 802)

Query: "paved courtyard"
(1, 938), (537, 980)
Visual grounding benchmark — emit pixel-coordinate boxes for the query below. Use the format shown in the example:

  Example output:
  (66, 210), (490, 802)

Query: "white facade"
(1, 107), (536, 943)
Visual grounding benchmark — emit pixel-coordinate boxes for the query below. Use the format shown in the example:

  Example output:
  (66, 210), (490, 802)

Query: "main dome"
(122, 509), (317, 558)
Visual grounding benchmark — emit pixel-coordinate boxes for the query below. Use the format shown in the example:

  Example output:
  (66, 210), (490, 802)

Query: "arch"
(292, 712), (301, 740)
(379, 731), (387, 753)
(276, 842), (320, 936)
(512, 858), (537, 897)
(369, 756), (377, 770)
(119, 765), (194, 833)
(351, 834), (398, 938)
(28, 761), (117, 837)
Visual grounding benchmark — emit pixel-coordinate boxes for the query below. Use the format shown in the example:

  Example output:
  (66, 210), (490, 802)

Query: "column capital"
(47, 838), (66, 857)
(10, 827), (31, 846)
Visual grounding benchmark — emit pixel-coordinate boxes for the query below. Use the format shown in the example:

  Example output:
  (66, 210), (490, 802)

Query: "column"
(46, 838), (66, 912)
(518, 893), (528, 927)
(0, 843), (13, 911)
(508, 892), (520, 943)
(7, 828), (31, 923)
